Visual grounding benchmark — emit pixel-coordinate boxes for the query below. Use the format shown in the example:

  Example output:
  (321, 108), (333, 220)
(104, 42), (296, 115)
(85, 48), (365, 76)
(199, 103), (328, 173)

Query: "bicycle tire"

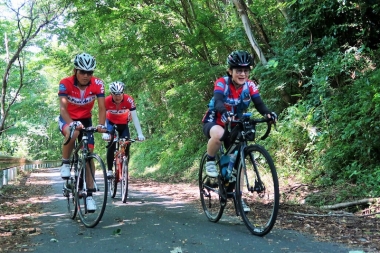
(121, 157), (129, 203)
(199, 152), (224, 222)
(65, 154), (78, 219)
(65, 177), (77, 219)
(76, 153), (108, 228)
(109, 156), (121, 199)
(108, 175), (117, 198)
(236, 144), (279, 236)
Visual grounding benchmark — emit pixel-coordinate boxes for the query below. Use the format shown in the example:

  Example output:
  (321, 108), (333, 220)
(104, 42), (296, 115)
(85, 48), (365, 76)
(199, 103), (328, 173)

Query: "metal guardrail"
(0, 156), (61, 189)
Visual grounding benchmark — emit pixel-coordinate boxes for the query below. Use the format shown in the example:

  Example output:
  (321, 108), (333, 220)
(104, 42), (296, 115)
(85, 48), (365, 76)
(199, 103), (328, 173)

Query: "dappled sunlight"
(37, 211), (67, 218)
(112, 190), (190, 208)
(1, 167), (203, 252)
(0, 213), (36, 221)
(31, 171), (59, 178)
(123, 200), (187, 208)
(101, 223), (125, 229)
(100, 216), (141, 228)
(142, 165), (161, 175)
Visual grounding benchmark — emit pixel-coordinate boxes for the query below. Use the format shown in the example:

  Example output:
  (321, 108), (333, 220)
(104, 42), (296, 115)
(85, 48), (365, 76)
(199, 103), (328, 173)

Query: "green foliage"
(253, 0), (380, 203)
(2, 0), (380, 206)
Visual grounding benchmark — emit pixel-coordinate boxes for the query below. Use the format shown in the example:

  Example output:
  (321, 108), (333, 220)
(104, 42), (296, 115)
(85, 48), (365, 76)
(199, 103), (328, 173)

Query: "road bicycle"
(199, 112), (279, 236)
(62, 126), (108, 228)
(106, 125), (135, 203)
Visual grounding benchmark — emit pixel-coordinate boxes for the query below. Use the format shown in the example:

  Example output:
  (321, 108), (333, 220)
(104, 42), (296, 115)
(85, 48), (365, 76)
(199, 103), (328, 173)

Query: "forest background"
(1, 0), (380, 207)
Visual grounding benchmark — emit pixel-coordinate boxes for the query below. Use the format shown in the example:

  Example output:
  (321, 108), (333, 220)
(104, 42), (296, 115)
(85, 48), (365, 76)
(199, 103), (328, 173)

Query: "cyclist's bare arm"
(97, 97), (107, 133)
(59, 96), (74, 127)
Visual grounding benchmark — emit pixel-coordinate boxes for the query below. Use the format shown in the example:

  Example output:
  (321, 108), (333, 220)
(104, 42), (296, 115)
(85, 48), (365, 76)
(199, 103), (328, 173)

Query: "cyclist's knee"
(210, 126), (224, 140)
(208, 136), (222, 148)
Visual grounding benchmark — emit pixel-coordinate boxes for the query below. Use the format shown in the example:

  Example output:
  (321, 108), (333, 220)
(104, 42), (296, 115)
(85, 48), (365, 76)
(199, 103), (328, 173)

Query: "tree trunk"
(231, 0), (267, 65)
(276, 0), (290, 23)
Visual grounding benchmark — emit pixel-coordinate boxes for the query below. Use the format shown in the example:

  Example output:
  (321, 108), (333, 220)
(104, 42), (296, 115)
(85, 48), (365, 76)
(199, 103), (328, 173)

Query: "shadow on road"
(19, 168), (365, 253)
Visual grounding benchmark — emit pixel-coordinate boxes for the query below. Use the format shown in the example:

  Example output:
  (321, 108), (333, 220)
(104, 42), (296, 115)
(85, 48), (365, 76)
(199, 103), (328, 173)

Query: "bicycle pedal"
(62, 190), (69, 197)
(78, 190), (85, 198)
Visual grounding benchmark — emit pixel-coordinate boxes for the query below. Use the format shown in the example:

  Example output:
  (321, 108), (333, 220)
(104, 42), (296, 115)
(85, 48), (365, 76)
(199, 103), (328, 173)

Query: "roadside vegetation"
(1, 0), (380, 210)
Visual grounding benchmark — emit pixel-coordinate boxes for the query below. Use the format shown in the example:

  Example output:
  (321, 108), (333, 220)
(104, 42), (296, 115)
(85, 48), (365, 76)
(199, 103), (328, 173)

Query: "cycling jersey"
(105, 94), (136, 124)
(58, 75), (105, 119)
(202, 76), (261, 126)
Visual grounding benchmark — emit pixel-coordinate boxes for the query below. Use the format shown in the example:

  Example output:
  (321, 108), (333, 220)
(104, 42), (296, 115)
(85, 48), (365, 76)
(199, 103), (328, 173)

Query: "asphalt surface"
(23, 168), (365, 253)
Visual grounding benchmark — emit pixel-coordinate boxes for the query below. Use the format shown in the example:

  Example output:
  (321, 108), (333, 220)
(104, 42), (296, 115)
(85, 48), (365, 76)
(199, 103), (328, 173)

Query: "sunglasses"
(111, 92), (123, 96)
(235, 69), (250, 75)
(78, 69), (94, 76)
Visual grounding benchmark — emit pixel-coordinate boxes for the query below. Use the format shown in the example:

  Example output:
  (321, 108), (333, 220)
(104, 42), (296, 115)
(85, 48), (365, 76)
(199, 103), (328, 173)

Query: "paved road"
(23, 168), (364, 253)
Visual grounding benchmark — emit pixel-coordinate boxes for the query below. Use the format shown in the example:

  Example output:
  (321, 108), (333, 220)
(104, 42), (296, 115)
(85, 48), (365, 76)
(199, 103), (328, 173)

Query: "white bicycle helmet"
(109, 81), (125, 94)
(73, 53), (96, 71)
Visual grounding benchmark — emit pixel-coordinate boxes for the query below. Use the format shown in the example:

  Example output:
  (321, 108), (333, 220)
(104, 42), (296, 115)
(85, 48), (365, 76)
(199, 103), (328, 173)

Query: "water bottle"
(226, 150), (238, 181)
(220, 155), (230, 178)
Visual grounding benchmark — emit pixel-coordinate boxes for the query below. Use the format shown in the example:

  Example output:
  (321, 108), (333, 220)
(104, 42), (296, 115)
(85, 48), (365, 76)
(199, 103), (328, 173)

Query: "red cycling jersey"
(105, 94), (136, 124)
(58, 75), (105, 119)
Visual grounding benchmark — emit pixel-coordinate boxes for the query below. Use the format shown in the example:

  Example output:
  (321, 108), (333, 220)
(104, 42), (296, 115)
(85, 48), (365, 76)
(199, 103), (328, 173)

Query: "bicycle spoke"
(108, 176), (116, 198)
(237, 145), (279, 236)
(121, 157), (129, 203)
(199, 153), (224, 222)
(64, 153), (78, 219)
(64, 177), (77, 219)
(76, 154), (108, 228)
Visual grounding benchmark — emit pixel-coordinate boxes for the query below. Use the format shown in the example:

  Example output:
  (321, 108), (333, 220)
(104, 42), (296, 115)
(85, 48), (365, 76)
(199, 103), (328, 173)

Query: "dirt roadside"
(0, 168), (379, 252)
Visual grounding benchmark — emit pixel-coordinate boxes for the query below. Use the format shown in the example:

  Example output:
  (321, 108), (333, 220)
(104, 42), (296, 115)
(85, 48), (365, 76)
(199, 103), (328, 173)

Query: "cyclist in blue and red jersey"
(202, 50), (277, 184)
(102, 81), (145, 178)
(58, 53), (107, 211)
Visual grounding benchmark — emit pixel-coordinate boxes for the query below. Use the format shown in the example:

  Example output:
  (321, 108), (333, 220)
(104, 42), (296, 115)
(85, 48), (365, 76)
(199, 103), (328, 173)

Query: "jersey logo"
(242, 92), (251, 103)
(68, 95), (96, 105)
(59, 84), (67, 91)
(247, 81), (258, 92)
(216, 82), (224, 89)
(94, 79), (104, 85)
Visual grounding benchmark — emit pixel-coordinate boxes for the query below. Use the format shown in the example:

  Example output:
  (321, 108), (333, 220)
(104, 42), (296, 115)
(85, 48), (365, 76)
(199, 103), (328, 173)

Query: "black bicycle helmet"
(227, 50), (253, 68)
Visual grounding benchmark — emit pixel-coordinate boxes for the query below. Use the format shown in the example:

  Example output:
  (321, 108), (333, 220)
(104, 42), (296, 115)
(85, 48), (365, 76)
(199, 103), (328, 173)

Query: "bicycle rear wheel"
(236, 144), (279, 236)
(199, 152), (224, 222)
(121, 157), (129, 203)
(76, 154), (108, 228)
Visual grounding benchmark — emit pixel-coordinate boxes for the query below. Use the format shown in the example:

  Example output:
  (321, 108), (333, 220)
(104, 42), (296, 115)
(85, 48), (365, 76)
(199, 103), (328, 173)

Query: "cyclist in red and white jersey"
(58, 53), (107, 211)
(102, 81), (145, 177)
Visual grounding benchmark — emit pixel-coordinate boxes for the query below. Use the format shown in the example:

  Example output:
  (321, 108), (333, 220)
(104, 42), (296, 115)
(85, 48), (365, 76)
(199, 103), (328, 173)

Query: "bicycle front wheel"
(66, 155), (78, 219)
(121, 157), (129, 203)
(109, 158), (120, 199)
(236, 144), (279, 236)
(65, 177), (77, 219)
(76, 154), (108, 228)
(199, 152), (224, 222)
(108, 174), (117, 198)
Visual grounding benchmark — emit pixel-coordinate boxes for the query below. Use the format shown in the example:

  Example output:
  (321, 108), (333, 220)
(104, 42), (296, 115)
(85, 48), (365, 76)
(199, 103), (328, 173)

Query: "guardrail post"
(3, 169), (8, 186)
(0, 157), (62, 189)
(0, 170), (3, 188)
(9, 167), (17, 181)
